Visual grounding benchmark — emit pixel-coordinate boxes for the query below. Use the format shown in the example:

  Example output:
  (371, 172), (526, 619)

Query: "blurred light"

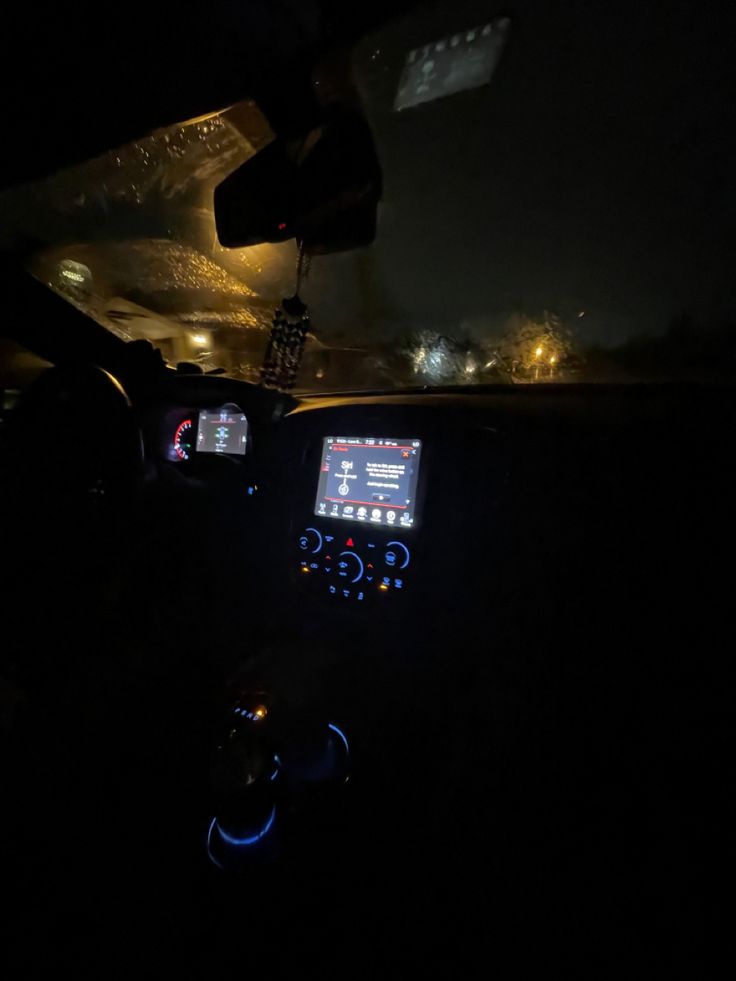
(412, 345), (428, 374)
(550, 355), (557, 364)
(328, 722), (350, 755)
(535, 346), (543, 358)
(58, 259), (92, 286)
(253, 705), (267, 720)
(191, 333), (208, 346)
(428, 349), (444, 374)
(213, 805), (276, 847)
(301, 566), (310, 573)
(379, 583), (389, 591)
(206, 821), (225, 870)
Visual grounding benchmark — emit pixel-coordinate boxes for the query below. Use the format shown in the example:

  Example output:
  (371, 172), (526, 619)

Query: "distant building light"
(58, 259), (91, 288)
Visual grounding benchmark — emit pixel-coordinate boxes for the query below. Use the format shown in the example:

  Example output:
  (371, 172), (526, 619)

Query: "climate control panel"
(295, 524), (412, 603)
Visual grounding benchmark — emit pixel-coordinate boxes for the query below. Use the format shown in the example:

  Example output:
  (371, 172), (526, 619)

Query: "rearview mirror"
(214, 106), (382, 256)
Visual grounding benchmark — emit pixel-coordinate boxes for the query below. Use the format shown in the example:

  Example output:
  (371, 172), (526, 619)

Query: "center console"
(292, 435), (424, 604)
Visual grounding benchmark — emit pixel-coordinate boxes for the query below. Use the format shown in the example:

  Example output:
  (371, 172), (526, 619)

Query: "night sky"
(306, 0), (735, 347)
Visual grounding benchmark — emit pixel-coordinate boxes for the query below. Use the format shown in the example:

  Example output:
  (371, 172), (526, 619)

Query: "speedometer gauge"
(173, 418), (194, 460)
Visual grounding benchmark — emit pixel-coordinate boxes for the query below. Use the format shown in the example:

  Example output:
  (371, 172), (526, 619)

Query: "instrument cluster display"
(173, 418), (194, 460)
(197, 405), (248, 455)
(171, 404), (248, 461)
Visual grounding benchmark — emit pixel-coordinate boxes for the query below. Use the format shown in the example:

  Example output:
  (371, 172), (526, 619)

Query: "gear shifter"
(207, 691), (350, 870)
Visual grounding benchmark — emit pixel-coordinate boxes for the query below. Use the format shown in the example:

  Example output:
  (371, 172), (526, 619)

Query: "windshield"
(1, 0), (733, 390)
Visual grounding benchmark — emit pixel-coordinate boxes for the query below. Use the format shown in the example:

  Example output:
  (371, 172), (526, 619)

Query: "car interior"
(0, 1), (732, 973)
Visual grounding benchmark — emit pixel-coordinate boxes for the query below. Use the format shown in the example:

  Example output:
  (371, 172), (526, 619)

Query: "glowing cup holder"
(207, 706), (350, 870)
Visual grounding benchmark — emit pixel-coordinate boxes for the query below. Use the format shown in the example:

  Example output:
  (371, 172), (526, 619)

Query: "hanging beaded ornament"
(260, 244), (312, 392)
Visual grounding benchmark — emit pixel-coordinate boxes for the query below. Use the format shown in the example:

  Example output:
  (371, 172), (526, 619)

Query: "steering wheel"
(5, 363), (144, 505)
(0, 363), (144, 681)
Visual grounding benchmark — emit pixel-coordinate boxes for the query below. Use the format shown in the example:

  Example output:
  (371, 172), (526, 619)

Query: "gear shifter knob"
(208, 694), (279, 866)
(207, 688), (351, 869)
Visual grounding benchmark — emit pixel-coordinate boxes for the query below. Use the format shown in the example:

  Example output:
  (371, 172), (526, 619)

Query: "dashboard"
(141, 378), (507, 628)
(138, 377), (735, 651)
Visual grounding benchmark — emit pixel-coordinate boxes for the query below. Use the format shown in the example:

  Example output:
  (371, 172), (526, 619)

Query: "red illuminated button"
(346, 537), (355, 547)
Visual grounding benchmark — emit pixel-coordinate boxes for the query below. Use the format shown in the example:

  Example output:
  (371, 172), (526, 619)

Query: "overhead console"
(294, 435), (423, 605)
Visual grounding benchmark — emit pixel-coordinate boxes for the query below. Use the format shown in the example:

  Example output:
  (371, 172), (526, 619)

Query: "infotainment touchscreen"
(314, 437), (422, 528)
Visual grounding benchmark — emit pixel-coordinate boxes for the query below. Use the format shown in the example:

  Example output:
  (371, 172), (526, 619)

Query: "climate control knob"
(298, 527), (323, 554)
(337, 550), (364, 584)
(384, 541), (410, 570)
